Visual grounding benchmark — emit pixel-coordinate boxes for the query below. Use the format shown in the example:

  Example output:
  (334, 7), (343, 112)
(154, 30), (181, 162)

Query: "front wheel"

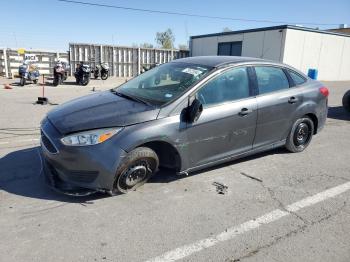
(101, 72), (108, 80)
(20, 77), (26, 86)
(112, 147), (159, 194)
(53, 74), (61, 86)
(285, 117), (314, 153)
(342, 90), (350, 112)
(80, 75), (90, 86)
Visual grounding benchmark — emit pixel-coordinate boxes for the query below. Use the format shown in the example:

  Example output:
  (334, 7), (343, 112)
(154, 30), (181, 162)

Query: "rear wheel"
(285, 117), (314, 153)
(342, 90), (350, 112)
(112, 147), (159, 194)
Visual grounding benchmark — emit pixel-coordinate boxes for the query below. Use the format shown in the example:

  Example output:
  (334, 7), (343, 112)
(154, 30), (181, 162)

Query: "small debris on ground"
(212, 182), (228, 195)
(240, 172), (263, 182)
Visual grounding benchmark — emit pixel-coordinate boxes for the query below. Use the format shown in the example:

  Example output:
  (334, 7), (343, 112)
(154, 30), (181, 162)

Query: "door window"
(255, 66), (290, 95)
(288, 70), (306, 86)
(197, 67), (250, 107)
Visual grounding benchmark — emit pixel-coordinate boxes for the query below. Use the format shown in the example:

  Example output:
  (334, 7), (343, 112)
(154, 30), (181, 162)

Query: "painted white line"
(18, 138), (40, 142)
(0, 141), (10, 145)
(146, 181), (350, 262)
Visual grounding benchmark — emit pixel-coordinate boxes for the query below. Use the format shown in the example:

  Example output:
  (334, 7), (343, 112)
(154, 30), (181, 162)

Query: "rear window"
(255, 66), (290, 95)
(288, 70), (306, 86)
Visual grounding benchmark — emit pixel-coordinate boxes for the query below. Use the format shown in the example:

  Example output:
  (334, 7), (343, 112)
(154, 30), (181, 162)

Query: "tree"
(178, 44), (189, 50)
(222, 27), (233, 32)
(155, 29), (175, 49)
(140, 43), (154, 48)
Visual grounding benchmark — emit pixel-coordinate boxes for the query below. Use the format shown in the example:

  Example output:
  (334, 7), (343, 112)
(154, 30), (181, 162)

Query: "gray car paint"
(41, 56), (328, 194)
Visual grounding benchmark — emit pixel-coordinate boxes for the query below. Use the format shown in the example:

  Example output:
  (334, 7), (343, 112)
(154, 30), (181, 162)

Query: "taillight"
(319, 87), (329, 97)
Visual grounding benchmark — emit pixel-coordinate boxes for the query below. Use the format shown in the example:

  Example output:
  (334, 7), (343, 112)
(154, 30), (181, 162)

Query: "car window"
(255, 66), (289, 95)
(288, 70), (306, 86)
(197, 67), (250, 107)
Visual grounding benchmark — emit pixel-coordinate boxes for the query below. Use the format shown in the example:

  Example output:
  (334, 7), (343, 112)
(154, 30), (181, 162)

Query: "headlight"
(61, 128), (123, 146)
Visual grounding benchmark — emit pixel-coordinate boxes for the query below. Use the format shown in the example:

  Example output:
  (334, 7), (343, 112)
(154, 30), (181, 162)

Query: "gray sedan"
(40, 56), (328, 195)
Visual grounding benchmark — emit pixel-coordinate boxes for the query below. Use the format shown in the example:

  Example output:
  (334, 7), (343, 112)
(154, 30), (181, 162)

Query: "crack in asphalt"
(226, 201), (347, 262)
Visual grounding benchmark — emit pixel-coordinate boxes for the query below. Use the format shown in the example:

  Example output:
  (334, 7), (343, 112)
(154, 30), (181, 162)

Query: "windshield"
(113, 62), (212, 106)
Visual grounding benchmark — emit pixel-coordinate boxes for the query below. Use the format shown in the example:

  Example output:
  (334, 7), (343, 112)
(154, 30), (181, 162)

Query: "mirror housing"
(186, 98), (203, 123)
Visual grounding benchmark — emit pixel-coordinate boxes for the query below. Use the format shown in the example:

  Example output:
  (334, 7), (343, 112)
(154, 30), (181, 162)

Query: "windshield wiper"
(110, 89), (152, 106)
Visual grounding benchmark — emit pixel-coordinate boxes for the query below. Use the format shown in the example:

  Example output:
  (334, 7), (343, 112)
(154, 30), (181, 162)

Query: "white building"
(190, 25), (350, 81)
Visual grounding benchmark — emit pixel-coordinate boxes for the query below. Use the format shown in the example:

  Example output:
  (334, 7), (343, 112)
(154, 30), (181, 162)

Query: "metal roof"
(171, 56), (265, 67)
(190, 24), (350, 39)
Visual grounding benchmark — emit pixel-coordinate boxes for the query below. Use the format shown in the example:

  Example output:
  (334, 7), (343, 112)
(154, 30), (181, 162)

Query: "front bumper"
(41, 118), (127, 195)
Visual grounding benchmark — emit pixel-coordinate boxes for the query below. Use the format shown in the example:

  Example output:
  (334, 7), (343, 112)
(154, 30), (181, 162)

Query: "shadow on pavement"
(327, 106), (350, 121)
(1, 145), (289, 201)
(0, 147), (108, 203)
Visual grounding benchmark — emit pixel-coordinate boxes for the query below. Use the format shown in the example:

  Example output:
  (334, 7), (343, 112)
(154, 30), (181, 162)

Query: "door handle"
(288, 96), (299, 104)
(238, 108), (252, 116)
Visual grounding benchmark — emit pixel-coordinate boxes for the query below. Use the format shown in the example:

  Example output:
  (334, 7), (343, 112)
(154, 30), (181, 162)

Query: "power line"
(58, 0), (340, 26)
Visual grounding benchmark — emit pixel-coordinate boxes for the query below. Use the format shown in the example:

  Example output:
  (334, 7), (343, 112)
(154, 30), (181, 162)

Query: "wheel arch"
(304, 113), (318, 134)
(134, 140), (182, 172)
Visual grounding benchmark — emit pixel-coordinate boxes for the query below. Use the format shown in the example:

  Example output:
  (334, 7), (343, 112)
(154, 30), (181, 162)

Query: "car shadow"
(0, 147), (108, 203)
(1, 145), (288, 202)
(149, 147), (289, 184)
(327, 106), (350, 121)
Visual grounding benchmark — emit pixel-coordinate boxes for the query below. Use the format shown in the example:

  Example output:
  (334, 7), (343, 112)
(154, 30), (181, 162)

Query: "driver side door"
(185, 66), (257, 168)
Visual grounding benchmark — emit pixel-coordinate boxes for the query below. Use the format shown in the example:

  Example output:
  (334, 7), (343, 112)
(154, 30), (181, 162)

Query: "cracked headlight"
(61, 128), (123, 146)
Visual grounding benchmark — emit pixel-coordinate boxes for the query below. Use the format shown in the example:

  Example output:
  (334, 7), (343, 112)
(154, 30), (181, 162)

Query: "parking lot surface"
(0, 78), (349, 262)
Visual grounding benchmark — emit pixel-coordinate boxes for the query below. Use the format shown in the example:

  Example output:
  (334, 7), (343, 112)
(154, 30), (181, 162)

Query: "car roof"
(171, 56), (266, 68)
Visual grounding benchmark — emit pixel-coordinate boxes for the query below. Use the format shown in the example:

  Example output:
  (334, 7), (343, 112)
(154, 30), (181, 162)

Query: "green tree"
(155, 29), (175, 49)
(178, 44), (189, 50)
(140, 43), (154, 48)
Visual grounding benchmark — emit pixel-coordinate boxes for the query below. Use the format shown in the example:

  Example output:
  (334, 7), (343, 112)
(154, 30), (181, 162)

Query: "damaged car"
(40, 56), (328, 196)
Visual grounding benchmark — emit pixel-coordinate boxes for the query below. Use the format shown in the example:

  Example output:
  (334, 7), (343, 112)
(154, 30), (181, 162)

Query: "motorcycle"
(93, 63), (109, 80)
(18, 62), (40, 86)
(74, 62), (91, 86)
(53, 60), (70, 86)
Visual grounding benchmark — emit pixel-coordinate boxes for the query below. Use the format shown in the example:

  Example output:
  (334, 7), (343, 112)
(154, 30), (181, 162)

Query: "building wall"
(282, 29), (350, 81)
(191, 29), (285, 61)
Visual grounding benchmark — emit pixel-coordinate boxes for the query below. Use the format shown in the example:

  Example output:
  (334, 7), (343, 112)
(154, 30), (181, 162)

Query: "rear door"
(253, 66), (303, 148)
(185, 66), (257, 167)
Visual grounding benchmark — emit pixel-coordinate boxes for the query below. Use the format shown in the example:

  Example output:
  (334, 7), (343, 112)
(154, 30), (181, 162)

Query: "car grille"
(41, 130), (58, 154)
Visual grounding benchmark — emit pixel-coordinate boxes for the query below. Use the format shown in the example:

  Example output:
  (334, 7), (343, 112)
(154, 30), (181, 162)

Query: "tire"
(342, 90), (350, 112)
(285, 117), (314, 153)
(20, 77), (26, 86)
(33, 79), (38, 84)
(101, 73), (108, 80)
(53, 75), (61, 86)
(80, 75), (90, 86)
(112, 147), (159, 194)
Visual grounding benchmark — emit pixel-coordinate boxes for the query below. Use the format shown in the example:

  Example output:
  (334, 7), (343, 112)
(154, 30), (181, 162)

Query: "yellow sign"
(18, 48), (25, 55)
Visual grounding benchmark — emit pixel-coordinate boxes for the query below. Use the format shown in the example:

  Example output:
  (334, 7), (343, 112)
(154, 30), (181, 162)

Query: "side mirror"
(187, 98), (203, 123)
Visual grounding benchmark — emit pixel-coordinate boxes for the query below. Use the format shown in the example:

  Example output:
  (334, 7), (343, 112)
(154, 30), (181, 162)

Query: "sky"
(0, 0), (349, 51)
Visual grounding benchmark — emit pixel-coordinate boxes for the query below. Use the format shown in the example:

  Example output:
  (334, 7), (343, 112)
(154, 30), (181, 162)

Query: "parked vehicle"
(53, 60), (70, 86)
(41, 56), (328, 196)
(18, 61), (40, 86)
(93, 63), (109, 80)
(141, 63), (159, 74)
(342, 90), (350, 112)
(74, 62), (91, 86)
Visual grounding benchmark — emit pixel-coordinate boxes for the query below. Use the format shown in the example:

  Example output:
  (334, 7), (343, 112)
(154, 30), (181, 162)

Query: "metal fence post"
(138, 48), (141, 75)
(4, 48), (9, 78)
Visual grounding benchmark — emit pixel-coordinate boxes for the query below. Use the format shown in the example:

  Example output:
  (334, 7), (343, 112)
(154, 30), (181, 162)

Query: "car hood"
(47, 90), (160, 134)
